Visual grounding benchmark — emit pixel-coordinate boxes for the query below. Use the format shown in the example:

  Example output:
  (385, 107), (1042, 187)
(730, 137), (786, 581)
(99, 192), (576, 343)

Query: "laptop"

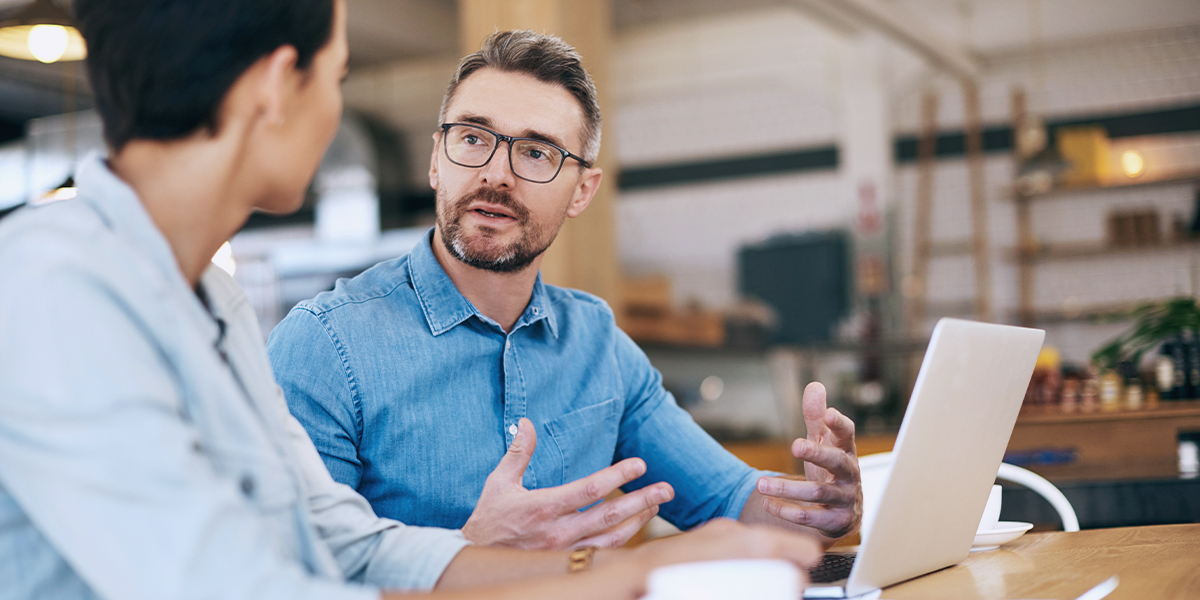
(803, 318), (1044, 599)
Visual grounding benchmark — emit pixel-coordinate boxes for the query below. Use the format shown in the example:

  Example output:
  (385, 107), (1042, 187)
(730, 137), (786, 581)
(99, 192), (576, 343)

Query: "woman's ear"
(256, 45), (301, 127)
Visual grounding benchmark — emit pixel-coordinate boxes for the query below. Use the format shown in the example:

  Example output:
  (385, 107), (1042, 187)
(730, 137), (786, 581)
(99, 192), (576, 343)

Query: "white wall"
(889, 26), (1200, 363)
(612, 7), (903, 309)
(611, 9), (1200, 364)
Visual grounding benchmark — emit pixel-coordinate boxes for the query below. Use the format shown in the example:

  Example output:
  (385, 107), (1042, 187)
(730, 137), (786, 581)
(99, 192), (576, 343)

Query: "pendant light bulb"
(28, 23), (67, 63)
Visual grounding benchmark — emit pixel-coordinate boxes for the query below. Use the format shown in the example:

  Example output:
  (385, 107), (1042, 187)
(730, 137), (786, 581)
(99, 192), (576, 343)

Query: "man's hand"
(741, 382), (862, 543)
(461, 418), (674, 550)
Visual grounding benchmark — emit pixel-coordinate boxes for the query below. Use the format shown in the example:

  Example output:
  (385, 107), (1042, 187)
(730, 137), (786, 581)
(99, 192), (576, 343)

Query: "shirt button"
(508, 424), (518, 436)
(532, 307), (540, 315)
(240, 475), (255, 497)
(505, 339), (510, 350)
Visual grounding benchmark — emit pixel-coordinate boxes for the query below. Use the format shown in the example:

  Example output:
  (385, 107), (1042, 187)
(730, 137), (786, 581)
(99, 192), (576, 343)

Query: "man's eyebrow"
(455, 114), (494, 128)
(518, 129), (567, 149)
(452, 114), (569, 149)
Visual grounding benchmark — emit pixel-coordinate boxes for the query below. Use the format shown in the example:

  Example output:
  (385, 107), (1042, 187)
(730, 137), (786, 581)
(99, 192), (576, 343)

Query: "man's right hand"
(461, 418), (674, 550)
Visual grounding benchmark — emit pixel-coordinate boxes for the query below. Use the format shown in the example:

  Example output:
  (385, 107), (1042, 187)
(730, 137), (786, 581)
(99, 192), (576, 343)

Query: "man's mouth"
(474, 208), (513, 219)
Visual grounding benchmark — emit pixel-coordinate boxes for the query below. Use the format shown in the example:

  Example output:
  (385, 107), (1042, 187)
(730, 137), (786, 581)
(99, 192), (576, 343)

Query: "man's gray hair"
(438, 30), (602, 165)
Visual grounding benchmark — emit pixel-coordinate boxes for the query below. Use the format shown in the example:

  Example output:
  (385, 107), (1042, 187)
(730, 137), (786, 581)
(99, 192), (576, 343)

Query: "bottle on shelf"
(1081, 375), (1099, 412)
(1172, 332), (1188, 400)
(1125, 377), (1144, 410)
(1060, 377), (1080, 413)
(1099, 368), (1124, 412)
(1188, 329), (1200, 400)
(1157, 343), (1176, 401)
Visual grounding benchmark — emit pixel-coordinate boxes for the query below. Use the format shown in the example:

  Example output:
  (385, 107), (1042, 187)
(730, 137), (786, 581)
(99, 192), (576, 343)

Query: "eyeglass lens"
(444, 124), (565, 182)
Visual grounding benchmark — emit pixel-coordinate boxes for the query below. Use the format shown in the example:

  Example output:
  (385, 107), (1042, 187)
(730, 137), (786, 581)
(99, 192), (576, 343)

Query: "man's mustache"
(452, 187), (531, 222)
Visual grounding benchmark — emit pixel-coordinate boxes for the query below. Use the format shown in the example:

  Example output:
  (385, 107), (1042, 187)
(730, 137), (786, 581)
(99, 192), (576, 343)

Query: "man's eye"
(464, 135), (480, 145)
(528, 149), (545, 160)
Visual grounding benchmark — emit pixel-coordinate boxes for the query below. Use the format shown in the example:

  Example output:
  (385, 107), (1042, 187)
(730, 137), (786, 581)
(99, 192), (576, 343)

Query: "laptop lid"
(844, 318), (1044, 596)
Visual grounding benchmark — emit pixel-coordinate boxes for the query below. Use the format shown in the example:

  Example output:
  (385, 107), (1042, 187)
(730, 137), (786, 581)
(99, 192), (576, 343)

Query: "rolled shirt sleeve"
(610, 327), (777, 530)
(268, 307), (367, 490)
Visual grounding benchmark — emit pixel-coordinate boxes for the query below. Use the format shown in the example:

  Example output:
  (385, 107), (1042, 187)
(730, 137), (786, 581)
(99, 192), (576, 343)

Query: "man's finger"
(802, 382), (829, 443)
(571, 504), (661, 549)
(485, 417), (537, 485)
(554, 458), (648, 510)
(569, 481), (673, 540)
(755, 477), (857, 507)
(823, 407), (857, 454)
(761, 497), (858, 538)
(790, 438), (857, 479)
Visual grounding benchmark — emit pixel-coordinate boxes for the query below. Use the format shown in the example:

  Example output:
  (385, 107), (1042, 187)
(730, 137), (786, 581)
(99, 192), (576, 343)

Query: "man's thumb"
(802, 381), (829, 441)
(492, 417), (536, 483)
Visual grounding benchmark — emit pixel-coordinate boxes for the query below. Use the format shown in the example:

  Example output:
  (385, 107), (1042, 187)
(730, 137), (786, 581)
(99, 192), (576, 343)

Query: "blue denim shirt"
(0, 156), (468, 600)
(268, 230), (768, 532)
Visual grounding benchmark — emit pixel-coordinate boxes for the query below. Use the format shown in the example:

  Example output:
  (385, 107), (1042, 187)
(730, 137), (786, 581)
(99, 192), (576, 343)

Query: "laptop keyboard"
(808, 553), (857, 583)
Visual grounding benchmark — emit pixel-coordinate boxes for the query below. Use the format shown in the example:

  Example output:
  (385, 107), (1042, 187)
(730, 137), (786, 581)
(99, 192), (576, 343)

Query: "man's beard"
(436, 186), (563, 273)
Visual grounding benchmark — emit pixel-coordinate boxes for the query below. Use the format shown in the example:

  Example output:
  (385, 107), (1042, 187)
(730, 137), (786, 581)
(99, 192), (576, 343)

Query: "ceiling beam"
(795, 0), (979, 81)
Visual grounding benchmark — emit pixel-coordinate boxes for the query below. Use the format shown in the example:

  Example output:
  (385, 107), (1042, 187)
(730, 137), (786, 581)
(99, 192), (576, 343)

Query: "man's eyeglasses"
(439, 123), (591, 184)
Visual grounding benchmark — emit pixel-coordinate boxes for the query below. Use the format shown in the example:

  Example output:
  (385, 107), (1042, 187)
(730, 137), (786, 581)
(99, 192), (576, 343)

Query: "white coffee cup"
(976, 484), (1002, 533)
(640, 559), (800, 600)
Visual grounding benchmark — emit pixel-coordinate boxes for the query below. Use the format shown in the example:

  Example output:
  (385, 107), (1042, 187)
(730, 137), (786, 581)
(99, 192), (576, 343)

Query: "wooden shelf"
(1007, 237), (1200, 261)
(1017, 400), (1200, 424)
(1004, 168), (1200, 201)
(1012, 300), (1147, 324)
(929, 238), (975, 257)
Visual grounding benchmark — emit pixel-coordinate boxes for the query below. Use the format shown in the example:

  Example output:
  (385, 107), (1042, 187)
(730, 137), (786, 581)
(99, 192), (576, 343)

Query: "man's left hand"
(741, 382), (862, 543)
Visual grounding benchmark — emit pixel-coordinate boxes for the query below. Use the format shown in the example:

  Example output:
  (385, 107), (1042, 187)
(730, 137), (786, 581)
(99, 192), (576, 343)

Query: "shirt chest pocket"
(541, 398), (621, 487)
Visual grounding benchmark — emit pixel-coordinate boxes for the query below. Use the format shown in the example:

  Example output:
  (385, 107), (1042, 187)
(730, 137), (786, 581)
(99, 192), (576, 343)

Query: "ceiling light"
(0, 0), (86, 63)
(1120, 150), (1145, 178)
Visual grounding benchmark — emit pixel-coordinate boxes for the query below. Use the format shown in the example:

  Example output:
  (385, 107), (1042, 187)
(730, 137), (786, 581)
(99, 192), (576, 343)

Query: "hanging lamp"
(0, 0), (86, 63)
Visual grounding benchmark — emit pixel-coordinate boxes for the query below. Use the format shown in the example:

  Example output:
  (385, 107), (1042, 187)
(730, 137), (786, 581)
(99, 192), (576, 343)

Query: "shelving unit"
(1008, 94), (1200, 327)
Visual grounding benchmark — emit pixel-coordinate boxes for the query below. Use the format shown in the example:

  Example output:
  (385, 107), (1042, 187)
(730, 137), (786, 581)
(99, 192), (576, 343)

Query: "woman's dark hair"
(75, 0), (335, 151)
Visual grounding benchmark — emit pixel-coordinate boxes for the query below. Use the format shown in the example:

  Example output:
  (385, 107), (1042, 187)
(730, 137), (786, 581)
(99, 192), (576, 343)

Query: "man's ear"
(428, 131), (443, 191)
(566, 166), (603, 218)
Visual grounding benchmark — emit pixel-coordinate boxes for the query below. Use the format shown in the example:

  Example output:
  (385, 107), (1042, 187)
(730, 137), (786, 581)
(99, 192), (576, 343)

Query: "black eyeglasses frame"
(439, 122), (592, 184)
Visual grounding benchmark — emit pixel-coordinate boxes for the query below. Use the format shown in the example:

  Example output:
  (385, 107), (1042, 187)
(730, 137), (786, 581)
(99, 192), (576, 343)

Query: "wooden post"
(1011, 88), (1036, 327)
(457, 0), (622, 315)
(908, 91), (937, 337)
(964, 80), (992, 322)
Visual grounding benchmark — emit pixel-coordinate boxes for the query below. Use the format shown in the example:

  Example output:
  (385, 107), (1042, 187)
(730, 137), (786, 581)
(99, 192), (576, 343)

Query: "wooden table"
(882, 524), (1200, 599)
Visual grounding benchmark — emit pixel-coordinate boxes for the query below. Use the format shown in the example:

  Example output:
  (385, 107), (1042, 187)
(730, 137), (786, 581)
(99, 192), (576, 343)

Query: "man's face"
(429, 68), (600, 273)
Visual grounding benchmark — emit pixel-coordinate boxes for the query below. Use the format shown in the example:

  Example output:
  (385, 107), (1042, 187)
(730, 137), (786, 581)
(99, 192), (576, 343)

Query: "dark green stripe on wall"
(616, 102), (1200, 191)
(894, 101), (1200, 163)
(618, 146), (838, 191)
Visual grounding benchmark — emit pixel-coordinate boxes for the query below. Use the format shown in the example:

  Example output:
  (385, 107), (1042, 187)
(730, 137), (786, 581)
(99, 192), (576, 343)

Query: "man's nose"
(479, 143), (517, 188)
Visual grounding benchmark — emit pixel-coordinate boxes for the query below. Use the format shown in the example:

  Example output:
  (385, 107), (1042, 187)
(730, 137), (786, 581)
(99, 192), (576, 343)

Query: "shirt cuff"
(363, 526), (472, 591)
(721, 469), (783, 520)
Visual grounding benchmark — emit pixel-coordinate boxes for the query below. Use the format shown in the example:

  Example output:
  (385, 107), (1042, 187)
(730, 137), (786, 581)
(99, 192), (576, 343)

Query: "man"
(0, 2), (822, 598)
(268, 30), (862, 551)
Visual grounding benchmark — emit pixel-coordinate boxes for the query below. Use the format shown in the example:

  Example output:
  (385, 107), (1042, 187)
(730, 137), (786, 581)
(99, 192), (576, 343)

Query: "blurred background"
(2, 0), (1199, 530)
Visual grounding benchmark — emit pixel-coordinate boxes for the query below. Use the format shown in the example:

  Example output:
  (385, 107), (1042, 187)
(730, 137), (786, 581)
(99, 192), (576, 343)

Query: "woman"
(0, 0), (820, 598)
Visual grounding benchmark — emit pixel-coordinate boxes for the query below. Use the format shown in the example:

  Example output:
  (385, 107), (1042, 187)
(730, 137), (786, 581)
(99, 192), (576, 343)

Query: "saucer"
(971, 521), (1034, 551)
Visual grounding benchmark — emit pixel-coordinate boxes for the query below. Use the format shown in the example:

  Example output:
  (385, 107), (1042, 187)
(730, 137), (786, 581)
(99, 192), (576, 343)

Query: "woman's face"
(252, 0), (349, 215)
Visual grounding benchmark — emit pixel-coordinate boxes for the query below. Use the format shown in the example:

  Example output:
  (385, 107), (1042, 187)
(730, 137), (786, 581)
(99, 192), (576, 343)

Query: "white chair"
(857, 452), (1080, 537)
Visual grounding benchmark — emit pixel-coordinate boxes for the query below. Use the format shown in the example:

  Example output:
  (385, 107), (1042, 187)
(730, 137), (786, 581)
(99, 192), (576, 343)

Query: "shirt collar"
(76, 152), (183, 286)
(408, 228), (558, 338)
(74, 152), (222, 347)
